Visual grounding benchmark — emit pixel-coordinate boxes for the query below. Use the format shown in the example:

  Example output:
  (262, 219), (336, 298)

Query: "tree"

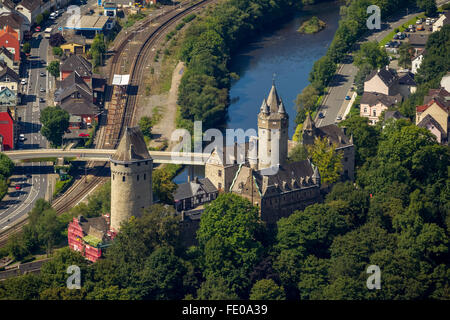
(354, 63), (372, 96)
(0, 153), (14, 178)
(22, 42), (31, 54)
(295, 85), (319, 124)
(249, 279), (285, 300)
(196, 276), (239, 300)
(138, 116), (152, 138)
(52, 47), (63, 57)
(152, 167), (177, 204)
(40, 106), (69, 146)
(338, 115), (380, 166)
(398, 42), (413, 69)
(309, 55), (336, 91)
(198, 193), (265, 296)
(47, 61), (60, 78)
(417, 0), (437, 17)
(288, 143), (308, 163)
(306, 136), (343, 185)
(36, 14), (43, 26)
(90, 33), (106, 67)
(354, 41), (389, 69)
(49, 33), (65, 47)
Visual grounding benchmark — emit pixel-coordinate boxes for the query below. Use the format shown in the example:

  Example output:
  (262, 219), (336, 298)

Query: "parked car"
(345, 95), (351, 100)
(39, 97), (45, 103)
(417, 24), (424, 31)
(318, 112), (325, 119)
(40, 71), (45, 77)
(39, 87), (45, 92)
(15, 184), (22, 190)
(19, 134), (25, 141)
(337, 116), (342, 121)
(21, 78), (27, 85)
(34, 26), (41, 32)
(79, 133), (90, 137)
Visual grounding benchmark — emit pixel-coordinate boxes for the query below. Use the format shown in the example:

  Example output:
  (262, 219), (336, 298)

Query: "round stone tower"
(110, 127), (153, 231)
(257, 82), (289, 170)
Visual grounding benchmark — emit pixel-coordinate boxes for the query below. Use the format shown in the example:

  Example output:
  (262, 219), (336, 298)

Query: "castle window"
(122, 176), (125, 182)
(144, 174), (146, 180)
(137, 162), (140, 166)
(125, 164), (128, 168)
(218, 169), (222, 177)
(345, 157), (348, 162)
(113, 174), (114, 180)
(137, 175), (139, 181)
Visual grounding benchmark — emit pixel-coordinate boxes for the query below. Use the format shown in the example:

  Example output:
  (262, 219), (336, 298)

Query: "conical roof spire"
(111, 127), (152, 162)
(267, 82), (281, 113)
(278, 99), (286, 114)
(260, 98), (269, 114)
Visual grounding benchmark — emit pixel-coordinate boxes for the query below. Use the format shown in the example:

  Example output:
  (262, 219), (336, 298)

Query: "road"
(315, 0), (450, 127)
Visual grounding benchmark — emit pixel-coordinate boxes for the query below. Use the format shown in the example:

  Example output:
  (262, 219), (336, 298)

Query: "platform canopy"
(112, 74), (130, 86)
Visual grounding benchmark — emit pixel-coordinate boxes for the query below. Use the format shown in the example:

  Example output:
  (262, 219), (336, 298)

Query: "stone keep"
(110, 127), (153, 231)
(257, 82), (289, 169)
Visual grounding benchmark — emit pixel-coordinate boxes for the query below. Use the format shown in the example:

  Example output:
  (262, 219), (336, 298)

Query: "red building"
(0, 106), (15, 150)
(68, 215), (116, 262)
(0, 26), (19, 62)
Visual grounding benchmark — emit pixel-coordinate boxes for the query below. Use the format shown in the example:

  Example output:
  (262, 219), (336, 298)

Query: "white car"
(19, 134), (25, 141)
(21, 79), (27, 85)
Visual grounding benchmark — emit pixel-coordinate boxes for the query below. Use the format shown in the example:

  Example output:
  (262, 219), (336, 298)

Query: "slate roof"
(361, 92), (402, 108)
(174, 177), (217, 201)
(0, 65), (19, 82)
(16, 0), (41, 11)
(0, 12), (24, 30)
(384, 110), (406, 121)
(408, 34), (429, 47)
(111, 127), (151, 162)
(0, 46), (14, 61)
(398, 72), (417, 87)
(417, 114), (446, 136)
(366, 68), (397, 87)
(60, 97), (99, 116)
(60, 55), (92, 77)
(77, 215), (109, 241)
(424, 88), (450, 106)
(259, 82), (288, 119)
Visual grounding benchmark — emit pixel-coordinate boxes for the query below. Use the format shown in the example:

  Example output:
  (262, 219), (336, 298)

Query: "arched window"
(122, 176), (125, 182)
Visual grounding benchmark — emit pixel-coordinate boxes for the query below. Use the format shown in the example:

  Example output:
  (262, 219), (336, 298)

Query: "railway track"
(0, 0), (216, 248)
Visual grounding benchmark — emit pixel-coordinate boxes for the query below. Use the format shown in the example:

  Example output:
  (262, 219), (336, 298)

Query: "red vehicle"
(34, 26), (41, 32)
(15, 185), (21, 190)
(79, 133), (90, 137)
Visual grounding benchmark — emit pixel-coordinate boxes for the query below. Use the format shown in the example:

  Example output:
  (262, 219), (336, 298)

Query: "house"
(60, 42), (86, 56)
(0, 25), (19, 62)
(68, 215), (116, 262)
(60, 97), (100, 127)
(411, 50), (425, 74)
(0, 105), (15, 150)
(441, 73), (450, 92)
(54, 70), (93, 106)
(0, 65), (19, 93)
(416, 89), (450, 144)
(0, 46), (17, 72)
(15, 0), (41, 25)
(174, 177), (218, 212)
(408, 33), (429, 51)
(0, 86), (16, 106)
(60, 54), (92, 82)
(432, 12), (450, 32)
(302, 113), (355, 181)
(230, 160), (321, 224)
(364, 67), (416, 99)
(103, 2), (117, 17)
(360, 92), (402, 124)
(0, 11), (29, 43)
(384, 110), (407, 122)
(0, 0), (15, 15)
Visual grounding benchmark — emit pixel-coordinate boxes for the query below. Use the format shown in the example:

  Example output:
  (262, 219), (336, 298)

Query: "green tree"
(398, 42), (413, 69)
(152, 167), (177, 204)
(354, 41), (389, 69)
(22, 42), (31, 54)
(138, 116), (152, 138)
(249, 279), (286, 300)
(90, 33), (106, 67)
(36, 14), (43, 26)
(354, 63), (372, 96)
(288, 143), (308, 163)
(306, 136), (343, 185)
(47, 60), (60, 78)
(309, 55), (336, 91)
(295, 85), (319, 124)
(0, 153), (14, 178)
(198, 193), (264, 296)
(196, 275), (239, 300)
(52, 47), (63, 57)
(417, 0), (437, 16)
(40, 106), (69, 146)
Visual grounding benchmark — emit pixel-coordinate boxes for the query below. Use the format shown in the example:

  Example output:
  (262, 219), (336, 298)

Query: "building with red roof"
(0, 25), (19, 62)
(0, 105), (15, 150)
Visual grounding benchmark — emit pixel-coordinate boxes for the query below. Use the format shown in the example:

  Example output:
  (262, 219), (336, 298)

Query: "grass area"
(21, 157), (57, 163)
(379, 13), (426, 47)
(151, 106), (163, 126)
(123, 12), (147, 29)
(53, 175), (74, 198)
(298, 16), (326, 34)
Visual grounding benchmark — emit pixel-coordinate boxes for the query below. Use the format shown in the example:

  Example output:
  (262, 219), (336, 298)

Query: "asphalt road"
(315, 0), (450, 127)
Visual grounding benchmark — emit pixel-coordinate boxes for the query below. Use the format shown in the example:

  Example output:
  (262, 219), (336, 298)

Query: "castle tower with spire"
(110, 127), (153, 231)
(257, 81), (289, 170)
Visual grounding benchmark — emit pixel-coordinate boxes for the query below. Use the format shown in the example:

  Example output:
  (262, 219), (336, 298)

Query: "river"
(174, 1), (342, 184)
